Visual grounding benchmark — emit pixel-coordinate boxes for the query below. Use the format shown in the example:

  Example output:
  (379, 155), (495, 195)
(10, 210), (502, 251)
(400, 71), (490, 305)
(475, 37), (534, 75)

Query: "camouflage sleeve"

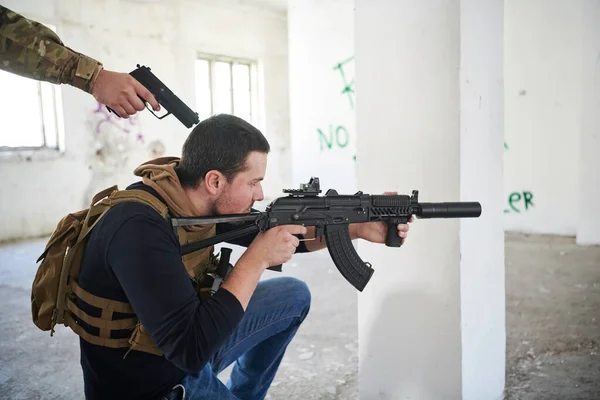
(0, 5), (103, 93)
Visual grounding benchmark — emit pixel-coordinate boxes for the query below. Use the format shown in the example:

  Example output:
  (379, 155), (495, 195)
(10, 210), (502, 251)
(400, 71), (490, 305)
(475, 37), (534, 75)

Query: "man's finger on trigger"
(285, 224), (308, 235)
(134, 82), (160, 111)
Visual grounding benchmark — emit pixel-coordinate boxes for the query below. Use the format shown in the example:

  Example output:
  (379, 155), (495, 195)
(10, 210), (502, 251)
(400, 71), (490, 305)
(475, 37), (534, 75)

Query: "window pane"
(194, 59), (212, 122)
(232, 64), (251, 122)
(213, 61), (232, 114)
(0, 70), (44, 147)
(40, 83), (57, 148)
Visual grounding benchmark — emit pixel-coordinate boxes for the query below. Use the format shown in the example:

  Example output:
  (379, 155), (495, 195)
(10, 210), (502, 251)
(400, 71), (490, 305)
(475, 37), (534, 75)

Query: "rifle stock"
(173, 177), (482, 292)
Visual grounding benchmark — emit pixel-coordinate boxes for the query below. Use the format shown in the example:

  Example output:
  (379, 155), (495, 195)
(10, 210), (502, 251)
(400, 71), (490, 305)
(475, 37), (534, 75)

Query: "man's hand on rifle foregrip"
(350, 191), (415, 245)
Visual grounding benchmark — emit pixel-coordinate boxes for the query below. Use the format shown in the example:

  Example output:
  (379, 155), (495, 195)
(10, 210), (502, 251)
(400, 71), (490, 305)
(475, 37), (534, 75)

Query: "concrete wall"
(287, 0), (356, 195)
(287, 0), (596, 241)
(1, 0), (597, 243)
(0, 0), (289, 242)
(503, 0), (582, 236)
(577, 0), (600, 245)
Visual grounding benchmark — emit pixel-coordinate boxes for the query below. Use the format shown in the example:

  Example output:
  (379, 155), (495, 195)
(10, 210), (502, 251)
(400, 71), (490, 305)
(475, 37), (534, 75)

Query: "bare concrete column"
(577, 0), (600, 246)
(355, 1), (505, 399)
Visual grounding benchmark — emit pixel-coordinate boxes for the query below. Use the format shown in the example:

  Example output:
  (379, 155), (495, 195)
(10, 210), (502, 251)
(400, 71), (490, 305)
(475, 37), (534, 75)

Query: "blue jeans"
(175, 276), (311, 400)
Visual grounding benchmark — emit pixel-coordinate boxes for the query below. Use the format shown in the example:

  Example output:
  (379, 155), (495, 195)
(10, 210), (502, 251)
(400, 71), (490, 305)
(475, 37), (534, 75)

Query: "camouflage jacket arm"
(0, 5), (103, 93)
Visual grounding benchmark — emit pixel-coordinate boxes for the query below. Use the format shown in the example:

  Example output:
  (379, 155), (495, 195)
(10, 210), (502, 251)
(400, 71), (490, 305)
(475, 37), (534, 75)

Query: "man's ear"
(203, 170), (225, 195)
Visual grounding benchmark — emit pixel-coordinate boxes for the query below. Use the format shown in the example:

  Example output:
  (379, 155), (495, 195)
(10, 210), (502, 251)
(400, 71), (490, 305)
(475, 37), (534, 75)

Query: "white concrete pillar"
(577, 0), (600, 245)
(287, 0), (356, 194)
(355, 1), (505, 399)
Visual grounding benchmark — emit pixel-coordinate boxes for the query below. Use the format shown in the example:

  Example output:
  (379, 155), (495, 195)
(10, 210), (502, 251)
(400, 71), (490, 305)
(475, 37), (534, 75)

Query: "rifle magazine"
(324, 224), (374, 291)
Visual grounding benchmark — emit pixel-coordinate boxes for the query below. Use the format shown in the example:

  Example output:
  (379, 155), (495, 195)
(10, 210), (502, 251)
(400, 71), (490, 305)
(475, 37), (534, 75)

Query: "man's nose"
(254, 185), (264, 201)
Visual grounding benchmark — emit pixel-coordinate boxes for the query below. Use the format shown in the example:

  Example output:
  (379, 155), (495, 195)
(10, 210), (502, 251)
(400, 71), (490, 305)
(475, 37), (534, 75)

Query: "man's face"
(213, 151), (267, 215)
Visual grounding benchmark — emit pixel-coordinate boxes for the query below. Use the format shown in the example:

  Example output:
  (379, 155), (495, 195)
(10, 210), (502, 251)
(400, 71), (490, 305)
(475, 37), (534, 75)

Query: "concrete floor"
(504, 233), (600, 400)
(0, 232), (598, 399)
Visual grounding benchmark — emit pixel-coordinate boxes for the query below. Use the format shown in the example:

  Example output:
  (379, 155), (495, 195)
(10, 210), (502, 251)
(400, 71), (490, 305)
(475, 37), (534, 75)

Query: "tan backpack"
(31, 185), (217, 356)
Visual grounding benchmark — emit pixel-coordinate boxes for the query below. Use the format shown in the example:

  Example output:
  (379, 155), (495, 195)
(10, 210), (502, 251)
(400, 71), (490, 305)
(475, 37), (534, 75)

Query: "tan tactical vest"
(31, 185), (219, 357)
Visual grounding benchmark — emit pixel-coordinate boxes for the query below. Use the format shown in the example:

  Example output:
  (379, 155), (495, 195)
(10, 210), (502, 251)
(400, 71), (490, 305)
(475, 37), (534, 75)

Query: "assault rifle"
(107, 64), (200, 128)
(172, 177), (482, 292)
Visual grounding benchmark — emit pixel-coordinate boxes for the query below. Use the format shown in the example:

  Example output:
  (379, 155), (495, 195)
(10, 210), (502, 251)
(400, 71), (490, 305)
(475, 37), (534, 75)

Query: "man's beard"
(209, 197), (253, 220)
(209, 201), (254, 228)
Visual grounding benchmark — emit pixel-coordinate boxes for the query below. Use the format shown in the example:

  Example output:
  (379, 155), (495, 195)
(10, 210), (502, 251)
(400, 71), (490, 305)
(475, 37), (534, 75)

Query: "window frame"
(0, 22), (65, 155)
(195, 52), (259, 126)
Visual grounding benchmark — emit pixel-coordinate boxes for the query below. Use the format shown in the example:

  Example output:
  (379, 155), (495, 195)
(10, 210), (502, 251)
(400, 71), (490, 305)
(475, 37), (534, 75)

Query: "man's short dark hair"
(176, 114), (270, 188)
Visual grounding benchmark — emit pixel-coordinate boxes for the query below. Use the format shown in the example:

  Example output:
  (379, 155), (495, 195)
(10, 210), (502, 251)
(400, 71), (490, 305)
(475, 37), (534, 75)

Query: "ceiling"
(129, 0), (289, 13)
(245, 0), (288, 12)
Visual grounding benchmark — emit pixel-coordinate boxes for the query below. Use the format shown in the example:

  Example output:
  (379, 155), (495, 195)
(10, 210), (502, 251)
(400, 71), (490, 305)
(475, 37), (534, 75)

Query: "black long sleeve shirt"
(76, 182), (307, 400)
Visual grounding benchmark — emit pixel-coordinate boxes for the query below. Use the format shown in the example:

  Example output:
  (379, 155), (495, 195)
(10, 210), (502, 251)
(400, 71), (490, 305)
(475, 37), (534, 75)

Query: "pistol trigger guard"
(144, 102), (171, 120)
(105, 100), (171, 120)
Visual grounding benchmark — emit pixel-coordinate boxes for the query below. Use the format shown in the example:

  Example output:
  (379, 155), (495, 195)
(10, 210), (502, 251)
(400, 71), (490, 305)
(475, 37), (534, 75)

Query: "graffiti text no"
(317, 125), (350, 151)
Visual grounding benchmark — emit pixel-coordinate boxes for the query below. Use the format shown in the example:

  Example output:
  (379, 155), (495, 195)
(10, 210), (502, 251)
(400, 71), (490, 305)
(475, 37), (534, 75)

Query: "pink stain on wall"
(93, 102), (144, 143)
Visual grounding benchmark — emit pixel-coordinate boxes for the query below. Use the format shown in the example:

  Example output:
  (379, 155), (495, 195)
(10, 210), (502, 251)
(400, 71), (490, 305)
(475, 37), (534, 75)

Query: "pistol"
(106, 64), (200, 128)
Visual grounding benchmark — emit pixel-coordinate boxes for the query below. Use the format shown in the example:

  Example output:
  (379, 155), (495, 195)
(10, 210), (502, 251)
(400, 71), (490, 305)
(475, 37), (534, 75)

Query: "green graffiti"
(317, 125), (350, 151)
(504, 191), (535, 213)
(327, 57), (524, 198)
(333, 56), (355, 110)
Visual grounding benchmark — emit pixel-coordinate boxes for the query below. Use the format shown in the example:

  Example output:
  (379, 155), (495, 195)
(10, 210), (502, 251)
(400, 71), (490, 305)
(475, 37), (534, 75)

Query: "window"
(0, 24), (65, 152)
(194, 54), (258, 125)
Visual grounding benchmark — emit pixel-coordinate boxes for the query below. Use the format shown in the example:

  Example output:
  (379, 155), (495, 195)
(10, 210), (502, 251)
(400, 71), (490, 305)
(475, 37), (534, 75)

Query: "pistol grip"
(267, 264), (283, 272)
(105, 105), (118, 116)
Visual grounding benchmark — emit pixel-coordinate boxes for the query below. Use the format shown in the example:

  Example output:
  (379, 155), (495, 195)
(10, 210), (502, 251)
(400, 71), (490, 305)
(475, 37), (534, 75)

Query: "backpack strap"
(54, 186), (121, 326)
(36, 184), (117, 264)
(75, 185), (119, 245)
(64, 312), (131, 349)
(110, 189), (170, 220)
(127, 322), (164, 356)
(61, 187), (173, 352)
(71, 280), (134, 314)
(76, 186), (170, 246)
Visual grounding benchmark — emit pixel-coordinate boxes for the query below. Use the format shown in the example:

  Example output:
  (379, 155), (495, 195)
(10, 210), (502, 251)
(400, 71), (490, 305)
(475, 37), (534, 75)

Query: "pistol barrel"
(130, 65), (199, 128)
